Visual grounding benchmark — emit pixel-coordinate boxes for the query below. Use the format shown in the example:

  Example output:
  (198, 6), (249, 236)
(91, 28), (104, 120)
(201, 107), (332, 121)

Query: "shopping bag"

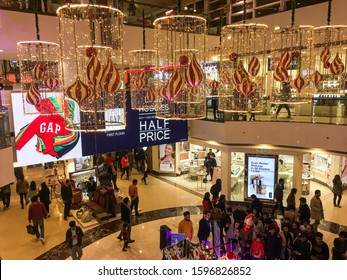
(26, 224), (35, 235)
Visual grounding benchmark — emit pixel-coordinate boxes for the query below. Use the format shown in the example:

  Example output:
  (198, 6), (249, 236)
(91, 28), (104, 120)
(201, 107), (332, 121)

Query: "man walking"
(310, 189), (324, 232)
(129, 179), (140, 217)
(61, 179), (73, 221)
(271, 178), (285, 217)
(66, 221), (84, 260)
(28, 195), (47, 244)
(117, 197), (135, 243)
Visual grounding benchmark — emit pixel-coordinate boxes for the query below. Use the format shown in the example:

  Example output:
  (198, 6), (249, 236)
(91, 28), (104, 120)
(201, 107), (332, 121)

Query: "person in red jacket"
(120, 154), (130, 180)
(28, 195), (47, 244)
(250, 234), (265, 259)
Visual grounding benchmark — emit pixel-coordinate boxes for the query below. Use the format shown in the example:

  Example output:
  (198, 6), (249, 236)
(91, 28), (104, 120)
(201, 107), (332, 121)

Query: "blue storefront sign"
(81, 92), (188, 155)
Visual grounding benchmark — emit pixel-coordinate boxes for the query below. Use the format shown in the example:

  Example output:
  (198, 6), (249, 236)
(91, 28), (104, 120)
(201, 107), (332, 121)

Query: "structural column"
(292, 154), (303, 204)
(220, 149), (231, 199)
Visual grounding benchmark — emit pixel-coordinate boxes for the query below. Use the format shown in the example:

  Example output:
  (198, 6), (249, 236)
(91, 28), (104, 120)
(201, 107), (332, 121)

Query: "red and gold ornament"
(292, 74), (306, 93)
(273, 65), (288, 82)
(146, 84), (156, 102)
(208, 79), (220, 90)
(43, 75), (60, 91)
(279, 51), (291, 69)
(26, 82), (42, 105)
(86, 47), (97, 58)
(228, 52), (238, 62)
(100, 58), (122, 93)
(65, 76), (92, 105)
(248, 56), (260, 77)
(32, 63), (46, 80)
(167, 69), (184, 99)
(311, 70), (324, 87)
(184, 54), (204, 87)
(86, 55), (103, 86)
(179, 55), (189, 65)
(330, 53), (345, 75)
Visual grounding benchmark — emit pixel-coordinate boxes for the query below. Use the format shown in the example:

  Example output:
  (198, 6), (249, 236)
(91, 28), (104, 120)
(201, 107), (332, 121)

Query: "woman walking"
(332, 174), (343, 208)
(16, 176), (29, 209)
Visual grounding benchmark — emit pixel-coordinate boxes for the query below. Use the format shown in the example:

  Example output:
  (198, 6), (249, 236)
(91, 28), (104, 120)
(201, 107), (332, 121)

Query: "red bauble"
(323, 61), (331, 69)
(38, 63), (46, 72)
(144, 65), (151, 71)
(229, 53), (238, 61)
(291, 50), (300, 59)
(179, 55), (188, 65)
(86, 47), (97, 58)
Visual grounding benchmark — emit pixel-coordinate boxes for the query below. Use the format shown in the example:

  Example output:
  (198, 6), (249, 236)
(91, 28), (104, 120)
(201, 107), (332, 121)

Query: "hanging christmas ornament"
(179, 55), (189, 65)
(292, 74), (306, 93)
(228, 52), (238, 62)
(208, 79), (220, 90)
(100, 58), (122, 94)
(86, 55), (103, 86)
(146, 84), (156, 102)
(184, 54), (205, 87)
(167, 69), (184, 99)
(32, 63), (46, 80)
(279, 51), (292, 69)
(330, 53), (345, 75)
(65, 76), (91, 105)
(311, 70), (324, 86)
(248, 56), (260, 77)
(26, 83), (42, 105)
(86, 47), (97, 58)
(43, 75), (60, 91)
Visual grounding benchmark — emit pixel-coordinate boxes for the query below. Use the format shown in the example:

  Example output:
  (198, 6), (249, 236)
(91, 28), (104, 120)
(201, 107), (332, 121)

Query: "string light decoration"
(128, 50), (157, 110)
(270, 1), (314, 105)
(57, 4), (125, 132)
(206, 47), (221, 97)
(313, 0), (347, 95)
(153, 15), (207, 120)
(219, 24), (268, 113)
(17, 9), (64, 115)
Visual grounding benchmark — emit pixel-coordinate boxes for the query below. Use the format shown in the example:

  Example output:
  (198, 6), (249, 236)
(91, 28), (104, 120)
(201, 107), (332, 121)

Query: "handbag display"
(26, 224), (35, 235)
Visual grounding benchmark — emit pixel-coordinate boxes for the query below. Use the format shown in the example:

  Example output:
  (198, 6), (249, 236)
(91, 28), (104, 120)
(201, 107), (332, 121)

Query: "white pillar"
(221, 150), (231, 199)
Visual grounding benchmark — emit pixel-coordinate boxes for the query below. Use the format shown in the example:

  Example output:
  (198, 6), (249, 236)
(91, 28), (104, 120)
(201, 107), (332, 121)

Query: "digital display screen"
(245, 154), (278, 200)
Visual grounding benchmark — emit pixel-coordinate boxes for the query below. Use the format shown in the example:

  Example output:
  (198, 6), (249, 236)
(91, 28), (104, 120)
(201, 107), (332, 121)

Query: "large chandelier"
(57, 4), (125, 132)
(129, 50), (157, 110)
(270, 1), (314, 105)
(153, 15), (207, 120)
(313, 0), (346, 96)
(206, 47), (221, 98)
(17, 9), (64, 115)
(219, 24), (268, 113)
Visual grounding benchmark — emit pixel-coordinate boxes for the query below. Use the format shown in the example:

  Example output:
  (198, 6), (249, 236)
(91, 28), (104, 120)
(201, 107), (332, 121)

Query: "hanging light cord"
(327, 0), (332, 25)
(291, 0), (296, 27)
(142, 9), (146, 49)
(34, 0), (40, 40)
(243, 0), (247, 24)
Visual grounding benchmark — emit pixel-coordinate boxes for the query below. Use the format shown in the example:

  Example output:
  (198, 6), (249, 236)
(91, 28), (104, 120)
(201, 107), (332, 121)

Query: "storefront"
(153, 139), (346, 205)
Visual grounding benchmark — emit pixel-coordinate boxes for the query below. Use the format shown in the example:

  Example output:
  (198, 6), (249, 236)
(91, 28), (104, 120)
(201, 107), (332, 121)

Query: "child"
(121, 223), (130, 251)
(250, 234), (265, 260)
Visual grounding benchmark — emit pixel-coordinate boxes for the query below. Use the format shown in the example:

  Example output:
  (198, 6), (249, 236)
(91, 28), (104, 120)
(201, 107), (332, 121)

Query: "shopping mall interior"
(0, 0), (347, 260)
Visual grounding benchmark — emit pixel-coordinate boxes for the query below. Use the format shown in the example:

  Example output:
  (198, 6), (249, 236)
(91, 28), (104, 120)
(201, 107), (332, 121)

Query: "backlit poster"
(245, 155), (277, 200)
(12, 93), (82, 166)
(159, 143), (175, 171)
(81, 92), (188, 155)
(342, 156), (347, 185)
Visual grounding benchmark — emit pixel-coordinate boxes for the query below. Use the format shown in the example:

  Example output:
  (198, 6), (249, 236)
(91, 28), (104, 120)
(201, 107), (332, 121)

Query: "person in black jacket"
(61, 179), (73, 221)
(298, 197), (311, 224)
(38, 182), (50, 217)
(271, 178), (285, 216)
(66, 221), (84, 260)
(249, 194), (263, 214)
(197, 210), (212, 245)
(292, 231), (312, 260)
(264, 225), (282, 260)
(210, 179), (222, 200)
(117, 197), (134, 243)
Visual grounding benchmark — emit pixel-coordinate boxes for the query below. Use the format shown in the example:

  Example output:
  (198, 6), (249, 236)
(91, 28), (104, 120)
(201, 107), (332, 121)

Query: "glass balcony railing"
(205, 95), (347, 125)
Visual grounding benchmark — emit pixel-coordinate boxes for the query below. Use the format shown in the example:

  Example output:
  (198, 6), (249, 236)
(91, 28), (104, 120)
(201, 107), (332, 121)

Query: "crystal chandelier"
(153, 15), (207, 120)
(57, 4), (125, 132)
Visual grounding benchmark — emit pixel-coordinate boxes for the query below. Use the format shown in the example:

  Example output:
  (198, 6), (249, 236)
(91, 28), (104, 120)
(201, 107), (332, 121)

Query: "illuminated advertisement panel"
(245, 154), (278, 200)
(12, 93), (82, 166)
